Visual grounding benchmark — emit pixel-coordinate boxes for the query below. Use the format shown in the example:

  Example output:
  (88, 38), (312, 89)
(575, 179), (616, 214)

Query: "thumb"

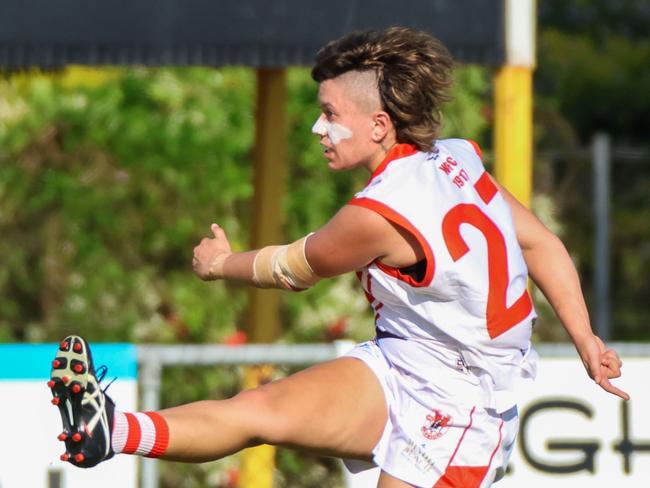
(589, 357), (602, 384)
(580, 349), (602, 384)
(577, 334), (603, 384)
(211, 223), (221, 237)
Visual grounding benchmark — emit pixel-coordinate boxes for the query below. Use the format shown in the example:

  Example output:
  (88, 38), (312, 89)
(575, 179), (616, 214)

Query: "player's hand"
(574, 333), (630, 400)
(192, 224), (232, 280)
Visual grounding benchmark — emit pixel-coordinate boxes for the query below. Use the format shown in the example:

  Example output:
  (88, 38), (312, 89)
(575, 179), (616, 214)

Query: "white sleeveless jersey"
(350, 139), (537, 412)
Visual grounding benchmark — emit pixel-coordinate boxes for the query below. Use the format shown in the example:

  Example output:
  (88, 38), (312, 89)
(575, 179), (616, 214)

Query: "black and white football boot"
(49, 335), (115, 468)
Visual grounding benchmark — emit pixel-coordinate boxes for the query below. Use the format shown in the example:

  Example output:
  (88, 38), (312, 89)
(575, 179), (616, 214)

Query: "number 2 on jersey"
(442, 180), (532, 339)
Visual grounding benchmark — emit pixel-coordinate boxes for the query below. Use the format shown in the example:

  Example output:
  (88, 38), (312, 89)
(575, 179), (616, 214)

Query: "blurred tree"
(0, 68), (255, 343)
(539, 0), (650, 43)
(537, 29), (650, 143)
(533, 0), (650, 340)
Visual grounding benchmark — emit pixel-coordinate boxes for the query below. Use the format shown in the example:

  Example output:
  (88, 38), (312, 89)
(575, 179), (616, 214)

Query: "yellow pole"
(248, 68), (287, 342)
(494, 0), (536, 208)
(240, 68), (287, 488)
(493, 65), (533, 208)
(239, 366), (276, 488)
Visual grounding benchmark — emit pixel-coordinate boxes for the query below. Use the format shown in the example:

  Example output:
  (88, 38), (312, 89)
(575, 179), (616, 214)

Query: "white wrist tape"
(252, 235), (320, 291)
(208, 253), (230, 280)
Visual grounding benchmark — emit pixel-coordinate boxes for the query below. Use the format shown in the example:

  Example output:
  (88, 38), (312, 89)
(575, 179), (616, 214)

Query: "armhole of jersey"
(348, 197), (435, 287)
(466, 139), (483, 160)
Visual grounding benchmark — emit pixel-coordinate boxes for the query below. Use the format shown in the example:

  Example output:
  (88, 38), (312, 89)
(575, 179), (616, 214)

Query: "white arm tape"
(252, 235), (321, 291)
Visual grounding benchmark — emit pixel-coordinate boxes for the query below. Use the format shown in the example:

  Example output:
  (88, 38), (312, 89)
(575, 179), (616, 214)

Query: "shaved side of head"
(337, 70), (382, 115)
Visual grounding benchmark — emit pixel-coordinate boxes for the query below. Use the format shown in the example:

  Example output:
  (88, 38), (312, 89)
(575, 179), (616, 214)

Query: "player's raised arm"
(495, 177), (629, 400)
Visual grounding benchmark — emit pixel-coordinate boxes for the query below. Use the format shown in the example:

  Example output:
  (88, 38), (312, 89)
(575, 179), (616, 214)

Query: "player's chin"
(326, 156), (341, 170)
(327, 161), (347, 171)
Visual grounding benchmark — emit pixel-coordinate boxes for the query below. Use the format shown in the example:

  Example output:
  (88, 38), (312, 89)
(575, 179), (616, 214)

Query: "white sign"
(0, 344), (138, 488)
(500, 357), (648, 487)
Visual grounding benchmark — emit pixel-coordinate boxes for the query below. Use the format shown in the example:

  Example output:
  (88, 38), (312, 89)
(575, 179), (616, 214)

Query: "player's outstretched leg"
(50, 336), (386, 469)
(49, 335), (116, 467)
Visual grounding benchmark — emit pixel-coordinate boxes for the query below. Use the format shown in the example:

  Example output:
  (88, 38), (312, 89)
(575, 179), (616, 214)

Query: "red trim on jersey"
(348, 197), (435, 287)
(447, 406), (475, 469)
(433, 466), (489, 488)
(122, 413), (142, 455)
(467, 139), (483, 160)
(361, 271), (374, 303)
(433, 406), (481, 488)
(433, 411), (503, 488)
(356, 271), (376, 309)
(474, 172), (498, 205)
(144, 412), (170, 458)
(364, 269), (386, 323)
(484, 419), (505, 480)
(356, 271), (375, 306)
(367, 143), (419, 183)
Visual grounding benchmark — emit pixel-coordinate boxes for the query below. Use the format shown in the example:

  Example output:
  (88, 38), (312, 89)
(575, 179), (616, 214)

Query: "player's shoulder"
(435, 138), (483, 161)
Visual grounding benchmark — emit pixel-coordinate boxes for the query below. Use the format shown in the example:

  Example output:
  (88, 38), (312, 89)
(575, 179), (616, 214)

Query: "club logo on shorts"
(421, 409), (452, 440)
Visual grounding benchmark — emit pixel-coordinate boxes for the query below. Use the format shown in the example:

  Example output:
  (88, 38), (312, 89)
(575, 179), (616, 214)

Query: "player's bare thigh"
(251, 356), (388, 459)
(159, 357), (387, 462)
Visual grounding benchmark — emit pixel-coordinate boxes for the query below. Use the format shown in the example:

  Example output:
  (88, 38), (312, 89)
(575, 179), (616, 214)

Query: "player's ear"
(371, 111), (393, 143)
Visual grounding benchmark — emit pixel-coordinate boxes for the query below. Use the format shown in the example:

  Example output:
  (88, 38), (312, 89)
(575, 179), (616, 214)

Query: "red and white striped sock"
(111, 411), (170, 458)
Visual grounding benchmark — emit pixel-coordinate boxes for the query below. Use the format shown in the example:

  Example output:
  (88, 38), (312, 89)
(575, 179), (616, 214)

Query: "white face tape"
(311, 116), (353, 145)
(311, 116), (328, 136)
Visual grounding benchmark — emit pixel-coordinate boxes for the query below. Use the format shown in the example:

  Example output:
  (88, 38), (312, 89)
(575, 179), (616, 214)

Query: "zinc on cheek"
(311, 117), (353, 145)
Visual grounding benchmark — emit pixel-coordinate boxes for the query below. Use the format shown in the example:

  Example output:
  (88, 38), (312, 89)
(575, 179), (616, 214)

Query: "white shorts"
(344, 340), (518, 488)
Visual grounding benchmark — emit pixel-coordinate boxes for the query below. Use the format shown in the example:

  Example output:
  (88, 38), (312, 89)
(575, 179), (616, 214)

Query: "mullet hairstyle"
(311, 27), (454, 152)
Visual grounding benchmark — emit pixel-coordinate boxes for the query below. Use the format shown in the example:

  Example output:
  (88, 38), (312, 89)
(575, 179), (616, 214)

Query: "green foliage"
(442, 65), (490, 145)
(0, 68), (255, 343)
(533, 2), (650, 341)
(275, 450), (342, 488)
(539, 0), (650, 43)
(537, 29), (650, 142)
